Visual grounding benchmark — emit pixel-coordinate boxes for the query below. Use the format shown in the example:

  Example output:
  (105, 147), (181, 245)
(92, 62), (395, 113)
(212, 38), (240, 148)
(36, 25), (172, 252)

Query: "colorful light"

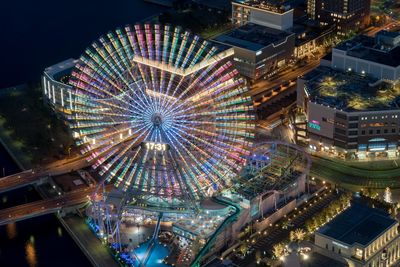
(69, 24), (254, 203)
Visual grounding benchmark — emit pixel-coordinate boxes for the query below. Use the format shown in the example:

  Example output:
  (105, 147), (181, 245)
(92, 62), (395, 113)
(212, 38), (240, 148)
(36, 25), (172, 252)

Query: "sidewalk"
(60, 215), (119, 267)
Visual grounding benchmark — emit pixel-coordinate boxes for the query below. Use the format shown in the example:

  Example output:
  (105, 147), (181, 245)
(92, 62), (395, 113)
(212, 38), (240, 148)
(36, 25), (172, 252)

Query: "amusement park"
(4, 0), (400, 266)
(53, 23), (312, 266)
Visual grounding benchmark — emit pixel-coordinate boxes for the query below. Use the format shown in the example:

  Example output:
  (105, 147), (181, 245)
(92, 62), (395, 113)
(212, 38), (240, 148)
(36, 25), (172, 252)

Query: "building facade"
(297, 66), (400, 159)
(42, 58), (78, 117)
(232, 0), (294, 30)
(307, 0), (371, 36)
(315, 203), (400, 267)
(332, 31), (400, 81)
(213, 23), (295, 80)
(292, 19), (335, 59)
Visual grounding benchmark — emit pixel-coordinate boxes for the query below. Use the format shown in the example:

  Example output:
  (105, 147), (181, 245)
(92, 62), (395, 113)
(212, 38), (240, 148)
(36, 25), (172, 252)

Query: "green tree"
(272, 243), (285, 259)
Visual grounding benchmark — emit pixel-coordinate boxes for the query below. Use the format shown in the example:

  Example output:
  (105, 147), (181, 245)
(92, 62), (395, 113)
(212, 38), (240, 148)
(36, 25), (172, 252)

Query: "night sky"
(0, 0), (165, 88)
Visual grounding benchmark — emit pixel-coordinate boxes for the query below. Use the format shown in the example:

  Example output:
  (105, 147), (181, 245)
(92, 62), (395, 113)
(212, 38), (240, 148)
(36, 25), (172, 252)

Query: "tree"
(305, 219), (315, 233)
(289, 230), (295, 242)
(272, 243), (285, 259)
(293, 229), (306, 241)
(239, 243), (247, 256)
(384, 187), (392, 204)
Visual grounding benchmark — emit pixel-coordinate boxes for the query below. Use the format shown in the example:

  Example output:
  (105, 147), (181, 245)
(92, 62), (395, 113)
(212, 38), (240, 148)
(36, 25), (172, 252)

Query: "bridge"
(0, 184), (113, 226)
(0, 155), (99, 226)
(0, 187), (92, 226)
(0, 156), (90, 194)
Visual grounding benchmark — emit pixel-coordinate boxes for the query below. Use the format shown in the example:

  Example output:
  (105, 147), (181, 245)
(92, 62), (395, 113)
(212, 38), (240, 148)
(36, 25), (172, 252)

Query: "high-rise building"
(307, 0), (371, 36)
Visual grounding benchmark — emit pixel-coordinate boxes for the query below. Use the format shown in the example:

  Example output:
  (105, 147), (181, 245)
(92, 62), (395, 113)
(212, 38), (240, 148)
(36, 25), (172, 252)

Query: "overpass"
(0, 156), (90, 194)
(0, 184), (113, 226)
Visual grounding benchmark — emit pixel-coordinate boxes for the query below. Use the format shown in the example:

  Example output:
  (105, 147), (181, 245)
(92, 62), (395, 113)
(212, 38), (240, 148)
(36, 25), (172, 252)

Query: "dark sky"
(0, 0), (166, 88)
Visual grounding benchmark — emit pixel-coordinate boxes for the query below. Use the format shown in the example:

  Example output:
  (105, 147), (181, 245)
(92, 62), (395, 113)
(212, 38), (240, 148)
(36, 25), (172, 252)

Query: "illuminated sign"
(142, 142), (169, 151)
(308, 120), (321, 131)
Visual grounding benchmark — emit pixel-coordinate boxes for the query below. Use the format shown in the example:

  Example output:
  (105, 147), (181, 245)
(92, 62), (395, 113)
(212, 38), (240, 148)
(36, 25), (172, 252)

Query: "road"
(364, 21), (400, 37)
(0, 184), (113, 226)
(0, 155), (90, 193)
(231, 189), (340, 267)
(310, 155), (400, 189)
(248, 60), (320, 97)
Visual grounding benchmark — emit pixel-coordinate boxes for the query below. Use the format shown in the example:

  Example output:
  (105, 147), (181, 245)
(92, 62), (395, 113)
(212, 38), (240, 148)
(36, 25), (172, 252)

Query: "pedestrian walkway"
(60, 215), (119, 267)
(232, 191), (340, 267)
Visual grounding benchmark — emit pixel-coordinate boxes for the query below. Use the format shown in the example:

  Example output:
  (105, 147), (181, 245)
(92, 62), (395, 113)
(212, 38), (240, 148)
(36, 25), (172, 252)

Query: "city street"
(248, 60), (320, 97)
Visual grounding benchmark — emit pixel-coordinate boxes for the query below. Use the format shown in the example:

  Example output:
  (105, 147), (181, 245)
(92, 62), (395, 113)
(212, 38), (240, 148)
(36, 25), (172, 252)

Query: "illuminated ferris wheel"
(69, 24), (255, 207)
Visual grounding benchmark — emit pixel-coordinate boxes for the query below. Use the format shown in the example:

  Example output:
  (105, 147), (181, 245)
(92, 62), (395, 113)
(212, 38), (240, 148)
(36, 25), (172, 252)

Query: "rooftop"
(317, 203), (397, 247)
(304, 67), (400, 112)
(334, 32), (400, 67)
(232, 143), (307, 200)
(44, 58), (79, 80)
(213, 23), (293, 51)
(292, 18), (334, 47)
(232, 0), (292, 13)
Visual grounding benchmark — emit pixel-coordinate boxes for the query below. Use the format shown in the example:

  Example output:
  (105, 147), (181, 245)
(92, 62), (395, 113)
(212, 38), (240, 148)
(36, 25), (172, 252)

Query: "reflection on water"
(57, 226), (63, 237)
(6, 223), (17, 240)
(25, 239), (38, 267)
(0, 214), (92, 267)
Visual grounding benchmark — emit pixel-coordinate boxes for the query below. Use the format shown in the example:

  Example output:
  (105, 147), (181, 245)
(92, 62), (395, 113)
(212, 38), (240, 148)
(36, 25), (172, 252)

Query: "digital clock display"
(142, 142), (169, 151)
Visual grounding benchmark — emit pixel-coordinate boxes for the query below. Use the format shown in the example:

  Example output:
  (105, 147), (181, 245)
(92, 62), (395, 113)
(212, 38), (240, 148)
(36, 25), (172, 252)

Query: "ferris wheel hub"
(151, 113), (163, 127)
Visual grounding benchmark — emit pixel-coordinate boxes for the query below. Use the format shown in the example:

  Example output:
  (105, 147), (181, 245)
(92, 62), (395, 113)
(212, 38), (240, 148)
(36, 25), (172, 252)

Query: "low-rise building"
(232, 0), (294, 31)
(297, 66), (400, 159)
(292, 19), (335, 59)
(332, 31), (400, 81)
(212, 23), (295, 80)
(315, 203), (400, 267)
(42, 58), (78, 117)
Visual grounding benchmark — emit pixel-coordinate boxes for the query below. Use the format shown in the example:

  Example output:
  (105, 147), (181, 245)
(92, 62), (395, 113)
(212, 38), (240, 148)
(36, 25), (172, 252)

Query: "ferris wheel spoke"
(70, 23), (254, 204)
(163, 129), (224, 189)
(168, 124), (245, 172)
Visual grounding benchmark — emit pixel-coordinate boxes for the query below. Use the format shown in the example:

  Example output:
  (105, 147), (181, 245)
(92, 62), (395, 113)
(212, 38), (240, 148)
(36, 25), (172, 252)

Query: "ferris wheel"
(68, 24), (255, 206)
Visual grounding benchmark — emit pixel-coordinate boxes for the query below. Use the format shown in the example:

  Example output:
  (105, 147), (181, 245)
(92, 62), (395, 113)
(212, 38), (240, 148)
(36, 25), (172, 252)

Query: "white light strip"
(131, 48), (234, 77)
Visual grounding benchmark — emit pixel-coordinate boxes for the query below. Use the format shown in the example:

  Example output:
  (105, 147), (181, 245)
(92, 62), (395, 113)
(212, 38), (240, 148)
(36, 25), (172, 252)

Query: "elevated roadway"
(0, 156), (90, 194)
(248, 60), (320, 98)
(0, 184), (113, 226)
(0, 187), (93, 226)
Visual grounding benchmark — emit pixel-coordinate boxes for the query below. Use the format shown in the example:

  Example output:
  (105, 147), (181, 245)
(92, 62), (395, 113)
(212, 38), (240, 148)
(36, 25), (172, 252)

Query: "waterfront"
(0, 214), (92, 267)
(0, 2), (167, 265)
(0, 0), (166, 88)
(0, 142), (92, 266)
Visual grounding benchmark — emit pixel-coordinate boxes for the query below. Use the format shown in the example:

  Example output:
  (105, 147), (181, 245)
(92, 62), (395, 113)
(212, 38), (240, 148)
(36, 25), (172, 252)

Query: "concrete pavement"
(61, 215), (119, 267)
